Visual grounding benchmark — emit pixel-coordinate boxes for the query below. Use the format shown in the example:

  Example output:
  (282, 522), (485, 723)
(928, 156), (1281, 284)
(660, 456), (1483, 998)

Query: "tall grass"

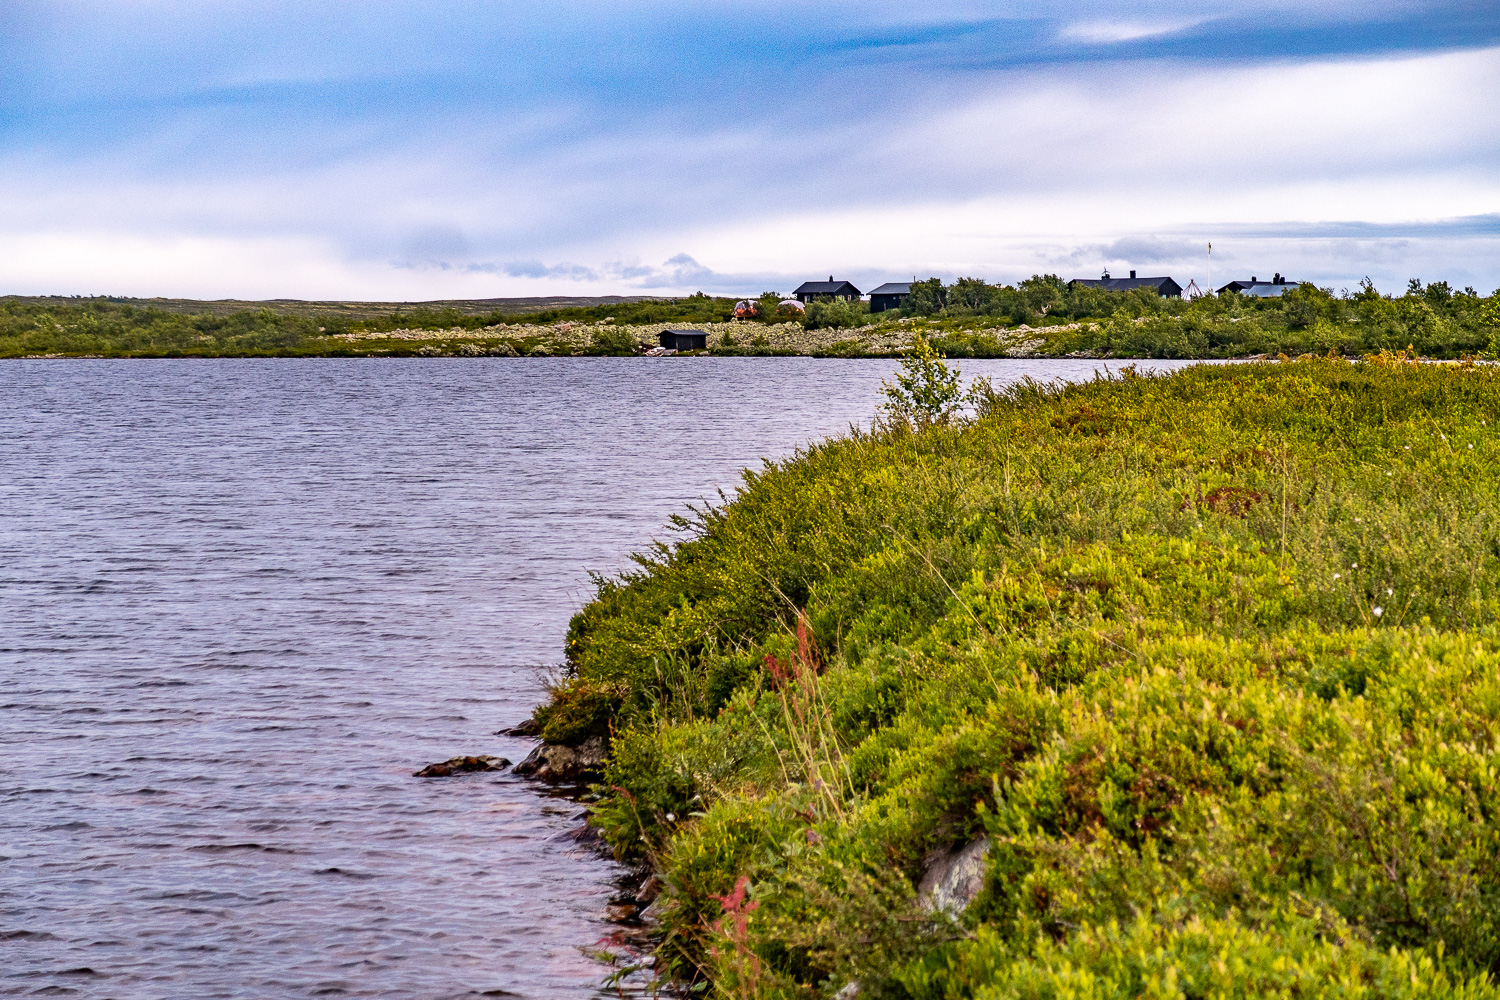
(540, 356), (1500, 997)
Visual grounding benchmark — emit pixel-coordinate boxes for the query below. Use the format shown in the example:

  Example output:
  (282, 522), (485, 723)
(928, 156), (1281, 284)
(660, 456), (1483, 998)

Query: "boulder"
(916, 836), (989, 917)
(511, 736), (606, 782)
(413, 755), (509, 778)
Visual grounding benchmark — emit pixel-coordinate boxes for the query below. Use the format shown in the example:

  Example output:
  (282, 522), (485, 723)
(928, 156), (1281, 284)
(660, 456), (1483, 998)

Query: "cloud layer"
(1, 1), (1497, 299)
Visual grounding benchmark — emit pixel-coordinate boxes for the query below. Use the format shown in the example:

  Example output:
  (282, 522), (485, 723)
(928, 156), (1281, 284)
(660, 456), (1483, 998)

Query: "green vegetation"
(906, 276), (1500, 360)
(4, 280), (1498, 359)
(540, 354), (1500, 998)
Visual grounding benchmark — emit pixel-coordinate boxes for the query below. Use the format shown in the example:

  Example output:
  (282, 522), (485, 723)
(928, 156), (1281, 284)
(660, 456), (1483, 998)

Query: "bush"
(547, 358), (1500, 997)
(587, 327), (640, 355)
(802, 298), (869, 330)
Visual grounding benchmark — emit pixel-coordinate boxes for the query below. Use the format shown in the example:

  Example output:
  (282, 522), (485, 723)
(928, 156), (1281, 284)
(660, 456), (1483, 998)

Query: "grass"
(534, 354), (1500, 998)
(4, 280), (1496, 360)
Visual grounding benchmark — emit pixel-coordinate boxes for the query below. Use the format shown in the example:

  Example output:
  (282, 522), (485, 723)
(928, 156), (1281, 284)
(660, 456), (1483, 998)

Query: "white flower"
(1334, 573), (1341, 580)
(1352, 563), (1358, 568)
(665, 812), (676, 822)
(1470, 444), (1475, 449)
(1372, 606), (1384, 617)
(1404, 445), (1410, 450)
(1386, 588), (1394, 596)
(1441, 434), (1447, 440)
(1354, 517), (1362, 522)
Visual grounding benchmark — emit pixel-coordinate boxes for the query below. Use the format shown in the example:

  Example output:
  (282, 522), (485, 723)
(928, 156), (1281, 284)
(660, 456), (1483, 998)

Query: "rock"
(638, 895), (668, 926)
(494, 718), (541, 737)
(455, 342), (485, 356)
(605, 903), (636, 922)
(567, 821), (607, 850)
(512, 736), (606, 782)
(832, 981), (860, 1000)
(917, 836), (989, 917)
(413, 755), (510, 778)
(488, 343), (520, 357)
(636, 874), (664, 905)
(415, 345), (444, 357)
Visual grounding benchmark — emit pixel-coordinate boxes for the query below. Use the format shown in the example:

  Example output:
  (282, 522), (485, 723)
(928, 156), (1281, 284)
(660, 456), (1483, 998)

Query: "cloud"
(499, 261), (599, 281)
(1070, 238), (1209, 266)
(397, 226), (474, 268)
(0, 4), (1498, 298)
(1056, 18), (1202, 45)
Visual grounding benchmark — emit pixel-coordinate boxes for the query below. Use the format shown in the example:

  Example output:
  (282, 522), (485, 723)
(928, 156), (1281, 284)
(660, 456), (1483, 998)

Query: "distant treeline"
(2, 277), (1498, 358)
(0, 293), (743, 358)
(901, 275), (1500, 359)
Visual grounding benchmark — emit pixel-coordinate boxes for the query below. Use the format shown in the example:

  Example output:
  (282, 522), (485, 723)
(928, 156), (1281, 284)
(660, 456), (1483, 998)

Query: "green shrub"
(548, 359), (1500, 996)
(803, 298), (870, 330)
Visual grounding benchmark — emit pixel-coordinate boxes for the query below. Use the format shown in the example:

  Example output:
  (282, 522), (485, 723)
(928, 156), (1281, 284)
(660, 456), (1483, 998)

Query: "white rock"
(917, 836), (989, 917)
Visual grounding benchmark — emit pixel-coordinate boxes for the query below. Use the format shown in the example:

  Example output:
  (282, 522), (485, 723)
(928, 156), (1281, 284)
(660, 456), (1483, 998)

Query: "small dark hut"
(659, 329), (707, 351)
(1068, 270), (1183, 298)
(793, 277), (862, 303)
(868, 282), (912, 313)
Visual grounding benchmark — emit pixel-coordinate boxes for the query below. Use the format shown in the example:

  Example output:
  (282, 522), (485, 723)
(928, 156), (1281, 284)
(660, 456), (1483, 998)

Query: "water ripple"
(0, 356), (1198, 998)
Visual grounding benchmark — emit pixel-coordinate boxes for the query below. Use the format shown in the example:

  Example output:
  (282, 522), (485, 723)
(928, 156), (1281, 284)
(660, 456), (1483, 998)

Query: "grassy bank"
(4, 279), (1497, 359)
(541, 354), (1500, 997)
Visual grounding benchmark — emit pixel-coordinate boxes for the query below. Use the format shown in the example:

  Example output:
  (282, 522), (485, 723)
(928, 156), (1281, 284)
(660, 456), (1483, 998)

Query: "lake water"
(0, 357), (1201, 999)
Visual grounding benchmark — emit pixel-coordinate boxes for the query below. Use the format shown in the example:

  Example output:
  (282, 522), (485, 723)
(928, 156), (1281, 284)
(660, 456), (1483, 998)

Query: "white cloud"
(1056, 18), (1202, 44)
(1, 42), (1496, 298)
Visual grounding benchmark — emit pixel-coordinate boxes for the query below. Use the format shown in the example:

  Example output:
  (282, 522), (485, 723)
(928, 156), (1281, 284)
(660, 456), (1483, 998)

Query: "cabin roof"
(869, 282), (913, 295)
(794, 279), (862, 295)
(1216, 279), (1302, 296)
(1069, 275), (1182, 293)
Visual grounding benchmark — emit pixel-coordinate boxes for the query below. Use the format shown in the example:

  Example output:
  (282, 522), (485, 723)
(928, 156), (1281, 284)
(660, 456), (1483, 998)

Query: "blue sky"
(1, 1), (1497, 299)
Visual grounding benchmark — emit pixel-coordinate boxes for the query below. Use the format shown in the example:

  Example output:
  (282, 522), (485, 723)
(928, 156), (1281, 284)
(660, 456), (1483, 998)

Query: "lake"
(0, 357), (1202, 999)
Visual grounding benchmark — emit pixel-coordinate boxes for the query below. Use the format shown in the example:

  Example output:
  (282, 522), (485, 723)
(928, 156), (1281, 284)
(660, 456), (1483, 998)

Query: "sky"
(1, 0), (1498, 301)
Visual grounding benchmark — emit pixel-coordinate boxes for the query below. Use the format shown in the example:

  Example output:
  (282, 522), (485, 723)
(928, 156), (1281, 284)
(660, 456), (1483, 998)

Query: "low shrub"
(546, 358), (1500, 997)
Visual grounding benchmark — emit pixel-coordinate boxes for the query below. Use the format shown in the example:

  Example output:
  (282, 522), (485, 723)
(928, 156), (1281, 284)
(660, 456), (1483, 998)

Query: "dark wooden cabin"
(659, 329), (707, 351)
(793, 277), (862, 303)
(1068, 270), (1183, 298)
(868, 282), (912, 313)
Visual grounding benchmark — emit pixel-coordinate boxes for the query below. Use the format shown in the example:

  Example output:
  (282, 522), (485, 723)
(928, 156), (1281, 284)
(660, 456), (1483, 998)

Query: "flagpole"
(1207, 241), (1212, 296)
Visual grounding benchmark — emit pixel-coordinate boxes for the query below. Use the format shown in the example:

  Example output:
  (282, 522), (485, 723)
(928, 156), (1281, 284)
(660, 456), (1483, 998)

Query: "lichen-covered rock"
(917, 836), (989, 917)
(512, 736), (606, 782)
(413, 755), (509, 777)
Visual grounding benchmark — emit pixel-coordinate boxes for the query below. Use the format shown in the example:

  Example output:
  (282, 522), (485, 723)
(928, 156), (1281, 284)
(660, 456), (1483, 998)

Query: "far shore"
(4, 284), (1494, 360)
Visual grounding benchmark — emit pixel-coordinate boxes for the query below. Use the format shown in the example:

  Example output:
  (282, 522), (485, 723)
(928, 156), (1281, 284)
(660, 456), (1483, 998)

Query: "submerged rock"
(413, 755), (510, 778)
(512, 736), (606, 782)
(494, 718), (541, 737)
(917, 836), (989, 917)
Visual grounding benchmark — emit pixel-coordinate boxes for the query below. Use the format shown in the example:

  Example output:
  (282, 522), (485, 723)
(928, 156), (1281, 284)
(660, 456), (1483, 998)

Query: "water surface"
(0, 357), (1201, 998)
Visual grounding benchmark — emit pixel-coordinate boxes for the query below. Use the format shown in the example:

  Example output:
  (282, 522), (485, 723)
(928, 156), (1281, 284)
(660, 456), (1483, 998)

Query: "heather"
(540, 355), (1500, 997)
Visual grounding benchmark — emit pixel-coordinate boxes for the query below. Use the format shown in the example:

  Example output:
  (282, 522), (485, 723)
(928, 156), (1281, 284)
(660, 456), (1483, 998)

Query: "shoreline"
(6, 288), (1495, 361)
(525, 356), (1500, 995)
